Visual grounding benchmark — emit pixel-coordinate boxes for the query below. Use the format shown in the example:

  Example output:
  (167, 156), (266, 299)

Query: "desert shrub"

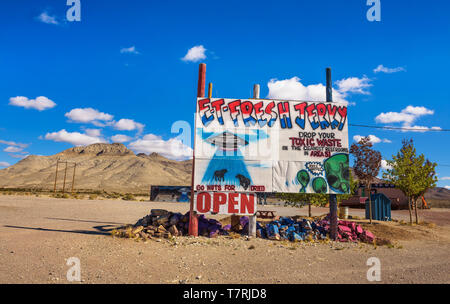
(122, 193), (135, 201)
(89, 194), (98, 200)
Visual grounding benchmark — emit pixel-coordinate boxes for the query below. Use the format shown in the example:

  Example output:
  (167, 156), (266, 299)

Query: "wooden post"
(208, 83), (213, 99)
(326, 67), (338, 241)
(253, 84), (260, 100)
(189, 63), (206, 237)
(62, 161), (68, 194)
(248, 84), (260, 237)
(71, 163), (76, 193)
(53, 160), (59, 193)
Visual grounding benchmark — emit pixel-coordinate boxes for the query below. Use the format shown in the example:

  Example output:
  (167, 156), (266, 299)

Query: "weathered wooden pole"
(71, 163), (77, 193)
(208, 82), (213, 99)
(62, 161), (68, 194)
(189, 63), (206, 237)
(327, 67), (338, 241)
(53, 160), (59, 193)
(248, 84), (261, 237)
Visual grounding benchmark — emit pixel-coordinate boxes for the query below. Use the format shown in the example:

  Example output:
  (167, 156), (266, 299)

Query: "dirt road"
(0, 195), (449, 284)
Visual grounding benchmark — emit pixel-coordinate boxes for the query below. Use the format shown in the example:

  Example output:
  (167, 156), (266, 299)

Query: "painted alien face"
(312, 177), (328, 194)
(296, 170), (310, 193)
(324, 153), (350, 193)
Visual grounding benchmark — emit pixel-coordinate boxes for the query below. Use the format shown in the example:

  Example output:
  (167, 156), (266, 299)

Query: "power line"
(349, 123), (450, 132)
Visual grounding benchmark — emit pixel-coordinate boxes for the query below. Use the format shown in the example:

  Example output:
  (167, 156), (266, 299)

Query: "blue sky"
(0, 0), (449, 188)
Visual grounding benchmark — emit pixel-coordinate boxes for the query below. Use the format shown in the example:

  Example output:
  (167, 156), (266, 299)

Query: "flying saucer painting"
(205, 131), (248, 151)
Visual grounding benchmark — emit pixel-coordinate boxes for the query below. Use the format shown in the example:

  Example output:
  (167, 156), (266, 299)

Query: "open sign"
(194, 192), (257, 215)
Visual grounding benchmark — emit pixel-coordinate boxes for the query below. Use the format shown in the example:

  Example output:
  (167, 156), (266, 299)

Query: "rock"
(169, 225), (179, 236)
(157, 225), (167, 232)
(132, 226), (144, 234)
(151, 209), (170, 217)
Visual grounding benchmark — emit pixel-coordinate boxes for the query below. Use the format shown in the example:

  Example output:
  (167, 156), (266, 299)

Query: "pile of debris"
(257, 217), (327, 242)
(318, 218), (375, 243)
(112, 209), (375, 244)
(256, 215), (375, 243)
(112, 209), (231, 240)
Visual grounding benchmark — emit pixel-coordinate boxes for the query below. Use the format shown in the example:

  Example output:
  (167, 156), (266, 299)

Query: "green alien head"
(324, 153), (350, 193)
(296, 170), (310, 193)
(312, 177), (328, 194)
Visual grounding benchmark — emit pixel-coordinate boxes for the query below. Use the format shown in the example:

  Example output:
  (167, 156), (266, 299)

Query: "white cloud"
(0, 161), (10, 167)
(353, 135), (391, 144)
(128, 134), (192, 160)
(114, 119), (144, 133)
(84, 129), (102, 137)
(267, 77), (349, 105)
(402, 125), (442, 133)
(181, 45), (206, 62)
(120, 46), (140, 54)
(44, 129), (107, 146)
(381, 160), (393, 170)
(374, 64), (405, 74)
(37, 12), (58, 25)
(9, 96), (56, 111)
(440, 177), (450, 181)
(376, 106), (434, 124)
(3, 146), (23, 153)
(444, 186), (450, 190)
(335, 76), (372, 95)
(111, 134), (132, 143)
(0, 140), (28, 149)
(65, 108), (114, 124)
(375, 105), (439, 132)
(402, 105), (434, 116)
(375, 112), (415, 124)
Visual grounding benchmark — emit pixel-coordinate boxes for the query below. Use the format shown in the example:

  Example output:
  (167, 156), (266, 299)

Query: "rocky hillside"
(0, 143), (192, 193)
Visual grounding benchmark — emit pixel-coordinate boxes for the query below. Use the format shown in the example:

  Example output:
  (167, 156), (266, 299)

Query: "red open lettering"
(196, 192), (211, 213)
(212, 192), (227, 213)
(228, 193), (239, 213)
(240, 194), (255, 214)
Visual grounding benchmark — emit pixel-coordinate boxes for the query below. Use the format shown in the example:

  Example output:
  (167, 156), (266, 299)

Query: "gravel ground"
(0, 195), (449, 284)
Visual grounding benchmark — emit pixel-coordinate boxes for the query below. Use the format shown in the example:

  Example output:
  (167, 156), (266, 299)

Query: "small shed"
(365, 193), (391, 221)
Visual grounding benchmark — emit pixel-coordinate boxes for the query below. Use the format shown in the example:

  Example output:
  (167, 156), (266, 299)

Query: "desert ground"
(0, 194), (449, 284)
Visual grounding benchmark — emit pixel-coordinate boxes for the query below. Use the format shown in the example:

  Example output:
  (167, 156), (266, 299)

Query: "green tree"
(383, 139), (437, 224)
(350, 136), (382, 224)
(278, 192), (328, 217)
(337, 170), (359, 204)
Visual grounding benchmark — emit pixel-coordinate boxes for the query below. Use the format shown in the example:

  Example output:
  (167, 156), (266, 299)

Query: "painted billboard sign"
(194, 192), (257, 215)
(194, 98), (350, 194)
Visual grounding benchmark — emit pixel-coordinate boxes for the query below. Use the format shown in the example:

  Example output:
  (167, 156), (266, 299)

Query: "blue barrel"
(365, 193), (391, 221)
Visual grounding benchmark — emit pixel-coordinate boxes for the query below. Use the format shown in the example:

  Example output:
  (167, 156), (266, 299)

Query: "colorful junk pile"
(258, 217), (327, 241)
(258, 215), (375, 243)
(116, 209), (231, 239)
(116, 209), (375, 243)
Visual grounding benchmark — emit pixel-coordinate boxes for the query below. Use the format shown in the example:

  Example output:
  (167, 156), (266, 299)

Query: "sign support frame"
(326, 67), (338, 241)
(189, 63), (206, 237)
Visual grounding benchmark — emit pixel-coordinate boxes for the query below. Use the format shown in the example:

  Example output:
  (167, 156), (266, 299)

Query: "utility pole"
(53, 160), (59, 193)
(327, 67), (338, 241)
(71, 163), (77, 193)
(62, 161), (68, 194)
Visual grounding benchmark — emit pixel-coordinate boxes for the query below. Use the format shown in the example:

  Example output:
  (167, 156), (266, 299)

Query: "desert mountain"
(0, 143), (192, 193)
